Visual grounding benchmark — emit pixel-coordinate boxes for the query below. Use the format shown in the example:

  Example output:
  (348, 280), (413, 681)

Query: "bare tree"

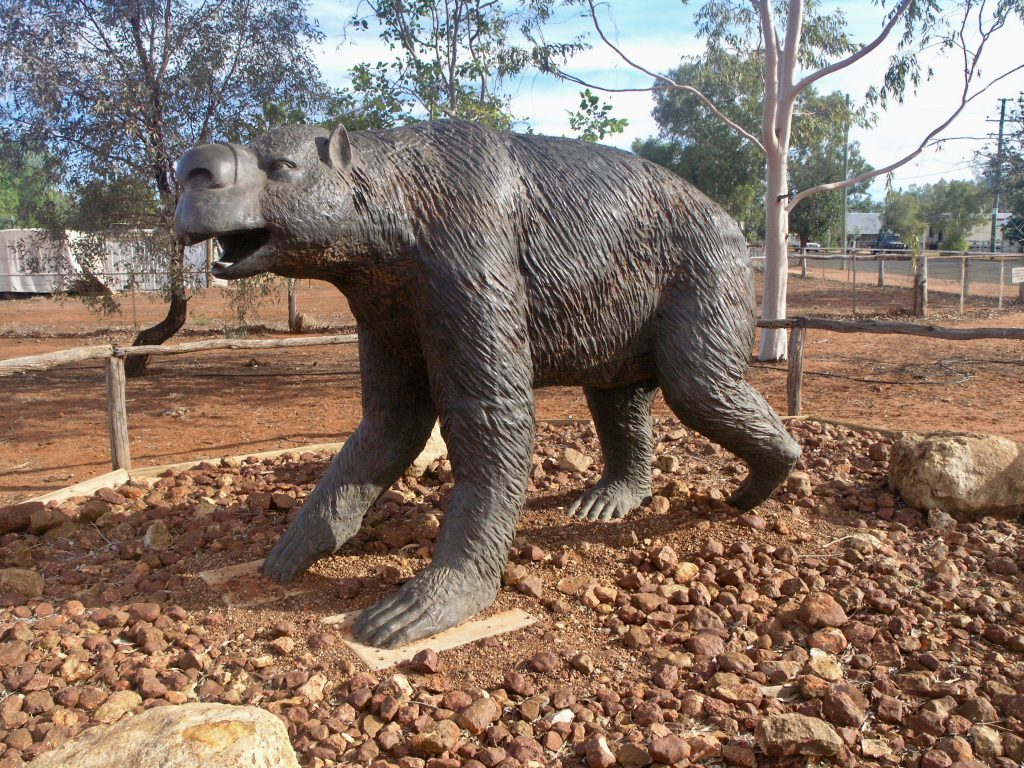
(561, 0), (1024, 359)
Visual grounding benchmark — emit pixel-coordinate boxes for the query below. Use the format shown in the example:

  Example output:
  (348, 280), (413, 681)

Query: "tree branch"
(576, 0), (766, 153)
(791, 0), (913, 98)
(787, 63), (1023, 211)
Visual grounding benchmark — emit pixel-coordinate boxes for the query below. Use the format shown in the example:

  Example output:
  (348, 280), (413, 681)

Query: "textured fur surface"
(174, 120), (800, 647)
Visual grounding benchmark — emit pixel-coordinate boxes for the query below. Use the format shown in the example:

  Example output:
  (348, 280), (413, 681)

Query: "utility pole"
(841, 94), (850, 254)
(989, 98), (1010, 253)
(842, 94), (854, 314)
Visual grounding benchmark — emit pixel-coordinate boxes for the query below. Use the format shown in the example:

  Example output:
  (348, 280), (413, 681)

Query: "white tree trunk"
(758, 136), (791, 361)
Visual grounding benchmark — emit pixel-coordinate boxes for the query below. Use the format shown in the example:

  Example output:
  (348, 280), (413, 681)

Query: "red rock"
(0, 502), (38, 534)
(648, 735), (690, 763)
(615, 743), (652, 768)
(584, 736), (616, 768)
(457, 697), (502, 735)
(127, 602), (161, 623)
(687, 632), (726, 657)
(722, 743), (756, 767)
(411, 649), (440, 674)
(799, 593), (848, 628)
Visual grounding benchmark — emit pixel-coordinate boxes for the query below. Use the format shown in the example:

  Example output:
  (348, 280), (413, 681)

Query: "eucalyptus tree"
(561, 0), (1024, 359)
(348, 0), (585, 128)
(0, 0), (330, 374)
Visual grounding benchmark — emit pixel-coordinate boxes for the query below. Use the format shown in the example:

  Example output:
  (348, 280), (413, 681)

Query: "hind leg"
(655, 286), (800, 510)
(567, 382), (657, 521)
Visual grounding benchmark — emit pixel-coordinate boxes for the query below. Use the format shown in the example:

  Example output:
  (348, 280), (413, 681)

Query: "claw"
(567, 479), (649, 523)
(352, 567), (498, 649)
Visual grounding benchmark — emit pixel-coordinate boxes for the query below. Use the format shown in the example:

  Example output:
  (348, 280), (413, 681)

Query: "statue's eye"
(269, 159), (296, 174)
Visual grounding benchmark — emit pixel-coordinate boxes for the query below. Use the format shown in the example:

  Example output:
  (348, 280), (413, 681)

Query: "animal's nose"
(175, 143), (237, 190)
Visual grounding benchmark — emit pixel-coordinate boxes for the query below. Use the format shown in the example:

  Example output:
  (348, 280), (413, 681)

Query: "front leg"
(354, 260), (535, 648)
(262, 329), (435, 585)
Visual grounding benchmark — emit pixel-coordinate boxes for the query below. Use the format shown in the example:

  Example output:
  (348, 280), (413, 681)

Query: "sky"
(309, 1), (1024, 201)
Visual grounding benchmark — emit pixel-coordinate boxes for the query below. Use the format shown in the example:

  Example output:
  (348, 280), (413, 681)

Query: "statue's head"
(173, 124), (355, 280)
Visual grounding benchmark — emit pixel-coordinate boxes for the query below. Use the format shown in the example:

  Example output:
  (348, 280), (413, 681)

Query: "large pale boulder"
(890, 432), (1024, 520)
(408, 420), (447, 477)
(32, 703), (298, 768)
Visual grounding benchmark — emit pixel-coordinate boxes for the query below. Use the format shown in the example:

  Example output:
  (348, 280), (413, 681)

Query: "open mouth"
(211, 228), (272, 276)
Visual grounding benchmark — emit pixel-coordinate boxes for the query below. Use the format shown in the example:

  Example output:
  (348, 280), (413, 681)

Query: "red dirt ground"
(1, 272), (1023, 506)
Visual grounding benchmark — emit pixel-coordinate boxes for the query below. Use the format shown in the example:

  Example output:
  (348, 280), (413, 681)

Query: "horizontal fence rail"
(758, 317), (1024, 418)
(3, 317), (1023, 479)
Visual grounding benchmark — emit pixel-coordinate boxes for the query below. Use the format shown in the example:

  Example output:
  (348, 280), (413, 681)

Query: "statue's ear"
(327, 124), (352, 170)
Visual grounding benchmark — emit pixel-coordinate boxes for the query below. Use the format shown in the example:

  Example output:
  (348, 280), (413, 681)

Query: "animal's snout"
(176, 143), (238, 190)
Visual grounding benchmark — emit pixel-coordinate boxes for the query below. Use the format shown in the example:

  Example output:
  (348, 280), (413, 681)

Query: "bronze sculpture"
(174, 120), (799, 648)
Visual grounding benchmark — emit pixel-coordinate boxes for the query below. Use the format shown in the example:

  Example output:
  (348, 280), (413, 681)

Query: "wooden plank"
(0, 345), (113, 377)
(198, 559), (309, 608)
(27, 469), (130, 504)
(322, 609), (537, 671)
(105, 356), (131, 471)
(786, 327), (806, 417)
(758, 317), (1024, 341)
(129, 441), (346, 478)
(115, 334), (357, 358)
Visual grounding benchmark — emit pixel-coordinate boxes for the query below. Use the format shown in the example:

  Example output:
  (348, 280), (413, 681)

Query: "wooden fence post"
(106, 355), (131, 471)
(877, 257), (885, 287)
(800, 255), (807, 278)
(999, 254), (1005, 309)
(786, 325), (806, 417)
(913, 253), (928, 317)
(959, 255), (968, 314)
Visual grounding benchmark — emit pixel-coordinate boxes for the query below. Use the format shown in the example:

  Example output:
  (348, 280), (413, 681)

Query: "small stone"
(649, 545), (678, 572)
(787, 472), (813, 496)
(737, 513), (767, 530)
(504, 671), (535, 697)
(648, 735), (690, 764)
(674, 562), (699, 583)
(571, 653), (595, 675)
(93, 690), (142, 724)
(559, 448), (593, 474)
(687, 632), (725, 658)
(799, 593), (848, 628)
(804, 654), (843, 682)
(616, 743), (652, 768)
(0, 568), (43, 598)
(127, 602), (161, 623)
(622, 626), (650, 649)
(650, 496), (670, 515)
(144, 520), (172, 549)
(822, 683), (868, 727)
(584, 735), (616, 768)
(0, 502), (37, 534)
(654, 455), (679, 473)
(411, 720), (461, 756)
(721, 744), (756, 768)
(411, 649), (440, 674)
(457, 697), (502, 735)
(970, 725), (1003, 759)
(755, 713), (844, 758)
(927, 508), (957, 530)
(807, 627), (847, 654)
(269, 637), (295, 655)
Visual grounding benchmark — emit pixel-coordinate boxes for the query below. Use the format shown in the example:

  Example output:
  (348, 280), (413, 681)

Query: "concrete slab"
(198, 559), (310, 608)
(321, 608), (537, 670)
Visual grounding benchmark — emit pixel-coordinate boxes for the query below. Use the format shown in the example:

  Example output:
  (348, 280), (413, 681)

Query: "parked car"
(871, 234), (907, 254)
(804, 241), (821, 252)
